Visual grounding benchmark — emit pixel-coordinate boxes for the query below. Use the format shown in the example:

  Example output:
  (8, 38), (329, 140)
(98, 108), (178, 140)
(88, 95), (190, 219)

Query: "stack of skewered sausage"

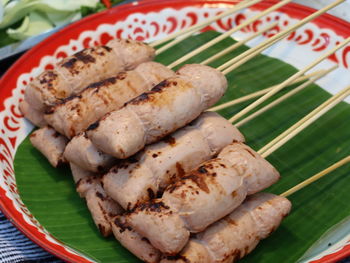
(21, 38), (291, 263)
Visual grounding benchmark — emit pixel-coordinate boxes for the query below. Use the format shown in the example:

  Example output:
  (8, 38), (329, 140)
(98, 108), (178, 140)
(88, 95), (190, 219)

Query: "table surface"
(1, 1), (350, 262)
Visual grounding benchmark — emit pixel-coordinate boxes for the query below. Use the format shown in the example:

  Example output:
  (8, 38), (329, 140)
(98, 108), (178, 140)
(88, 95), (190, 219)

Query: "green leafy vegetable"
(80, 3), (106, 17)
(15, 31), (350, 262)
(0, 0), (100, 45)
(7, 11), (53, 40)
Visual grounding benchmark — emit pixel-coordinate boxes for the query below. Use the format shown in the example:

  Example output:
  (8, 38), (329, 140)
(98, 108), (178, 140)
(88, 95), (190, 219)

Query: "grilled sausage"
(30, 126), (69, 167)
(87, 64), (227, 159)
(103, 112), (245, 210)
(25, 39), (155, 110)
(44, 62), (175, 138)
(70, 162), (96, 188)
(161, 193), (291, 263)
(75, 174), (124, 237)
(124, 142), (279, 254)
(112, 216), (161, 263)
(19, 100), (47, 127)
(64, 132), (115, 172)
(218, 142), (280, 195)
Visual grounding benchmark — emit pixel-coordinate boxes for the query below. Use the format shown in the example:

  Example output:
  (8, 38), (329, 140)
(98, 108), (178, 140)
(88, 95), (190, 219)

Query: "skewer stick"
(259, 85), (350, 158)
(228, 37), (350, 124)
(220, 30), (285, 72)
(149, 0), (262, 48)
(200, 22), (278, 65)
(281, 156), (350, 198)
(221, 33), (285, 73)
(219, 0), (346, 72)
(208, 69), (327, 112)
(155, 0), (263, 55)
(155, 30), (199, 55)
(234, 65), (338, 127)
(167, 0), (293, 69)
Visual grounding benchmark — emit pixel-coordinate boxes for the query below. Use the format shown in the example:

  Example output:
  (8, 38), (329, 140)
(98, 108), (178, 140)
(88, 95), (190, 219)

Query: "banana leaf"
(14, 31), (350, 263)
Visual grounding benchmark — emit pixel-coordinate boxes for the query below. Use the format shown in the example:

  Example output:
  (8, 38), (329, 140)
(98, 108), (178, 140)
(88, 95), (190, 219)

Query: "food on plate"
(24, 38), (155, 111)
(123, 142), (280, 254)
(19, 100), (47, 127)
(112, 215), (162, 263)
(103, 111), (245, 210)
(71, 163), (124, 237)
(64, 132), (116, 172)
(87, 64), (228, 159)
(29, 126), (69, 167)
(160, 193), (291, 263)
(44, 61), (175, 138)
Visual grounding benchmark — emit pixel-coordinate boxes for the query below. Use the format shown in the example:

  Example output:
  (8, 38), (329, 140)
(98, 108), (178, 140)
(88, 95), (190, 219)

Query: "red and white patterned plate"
(0, 0), (350, 262)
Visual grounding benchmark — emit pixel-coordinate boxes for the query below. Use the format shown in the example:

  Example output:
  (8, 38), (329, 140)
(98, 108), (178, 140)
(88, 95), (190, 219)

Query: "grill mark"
(182, 173), (210, 193)
(147, 188), (155, 199)
(163, 255), (190, 262)
(245, 148), (256, 158)
(61, 58), (77, 69)
(176, 162), (185, 178)
(101, 45), (112, 52)
(167, 160), (224, 194)
(136, 200), (170, 213)
(96, 191), (106, 200)
(87, 77), (118, 92)
(163, 135), (176, 146)
(197, 166), (208, 174)
(225, 217), (238, 226)
(141, 237), (151, 244)
(38, 71), (58, 89)
(74, 50), (96, 64)
(126, 80), (172, 105)
(114, 217), (132, 233)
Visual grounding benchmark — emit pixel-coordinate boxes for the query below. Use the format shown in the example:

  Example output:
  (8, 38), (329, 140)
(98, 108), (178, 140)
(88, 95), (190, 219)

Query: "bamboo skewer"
(155, 0), (264, 55)
(167, 0), (293, 69)
(200, 22), (278, 65)
(220, 29), (286, 72)
(208, 69), (327, 112)
(281, 155), (350, 198)
(258, 85), (350, 158)
(234, 65), (338, 127)
(149, 0), (262, 48)
(228, 37), (350, 124)
(221, 34), (286, 74)
(218, 0), (346, 72)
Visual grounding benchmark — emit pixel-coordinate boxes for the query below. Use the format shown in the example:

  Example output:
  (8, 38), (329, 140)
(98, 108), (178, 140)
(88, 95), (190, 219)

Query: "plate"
(1, 0), (350, 262)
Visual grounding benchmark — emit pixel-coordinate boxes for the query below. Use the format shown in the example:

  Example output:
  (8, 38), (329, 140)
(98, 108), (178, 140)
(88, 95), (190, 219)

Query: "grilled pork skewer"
(87, 64), (227, 159)
(113, 157), (350, 262)
(33, 62), (173, 166)
(70, 163), (123, 237)
(103, 112), (245, 210)
(71, 163), (161, 255)
(30, 126), (69, 167)
(44, 61), (175, 138)
(24, 39), (155, 112)
(123, 142), (279, 254)
(160, 193), (291, 263)
(160, 155), (350, 263)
